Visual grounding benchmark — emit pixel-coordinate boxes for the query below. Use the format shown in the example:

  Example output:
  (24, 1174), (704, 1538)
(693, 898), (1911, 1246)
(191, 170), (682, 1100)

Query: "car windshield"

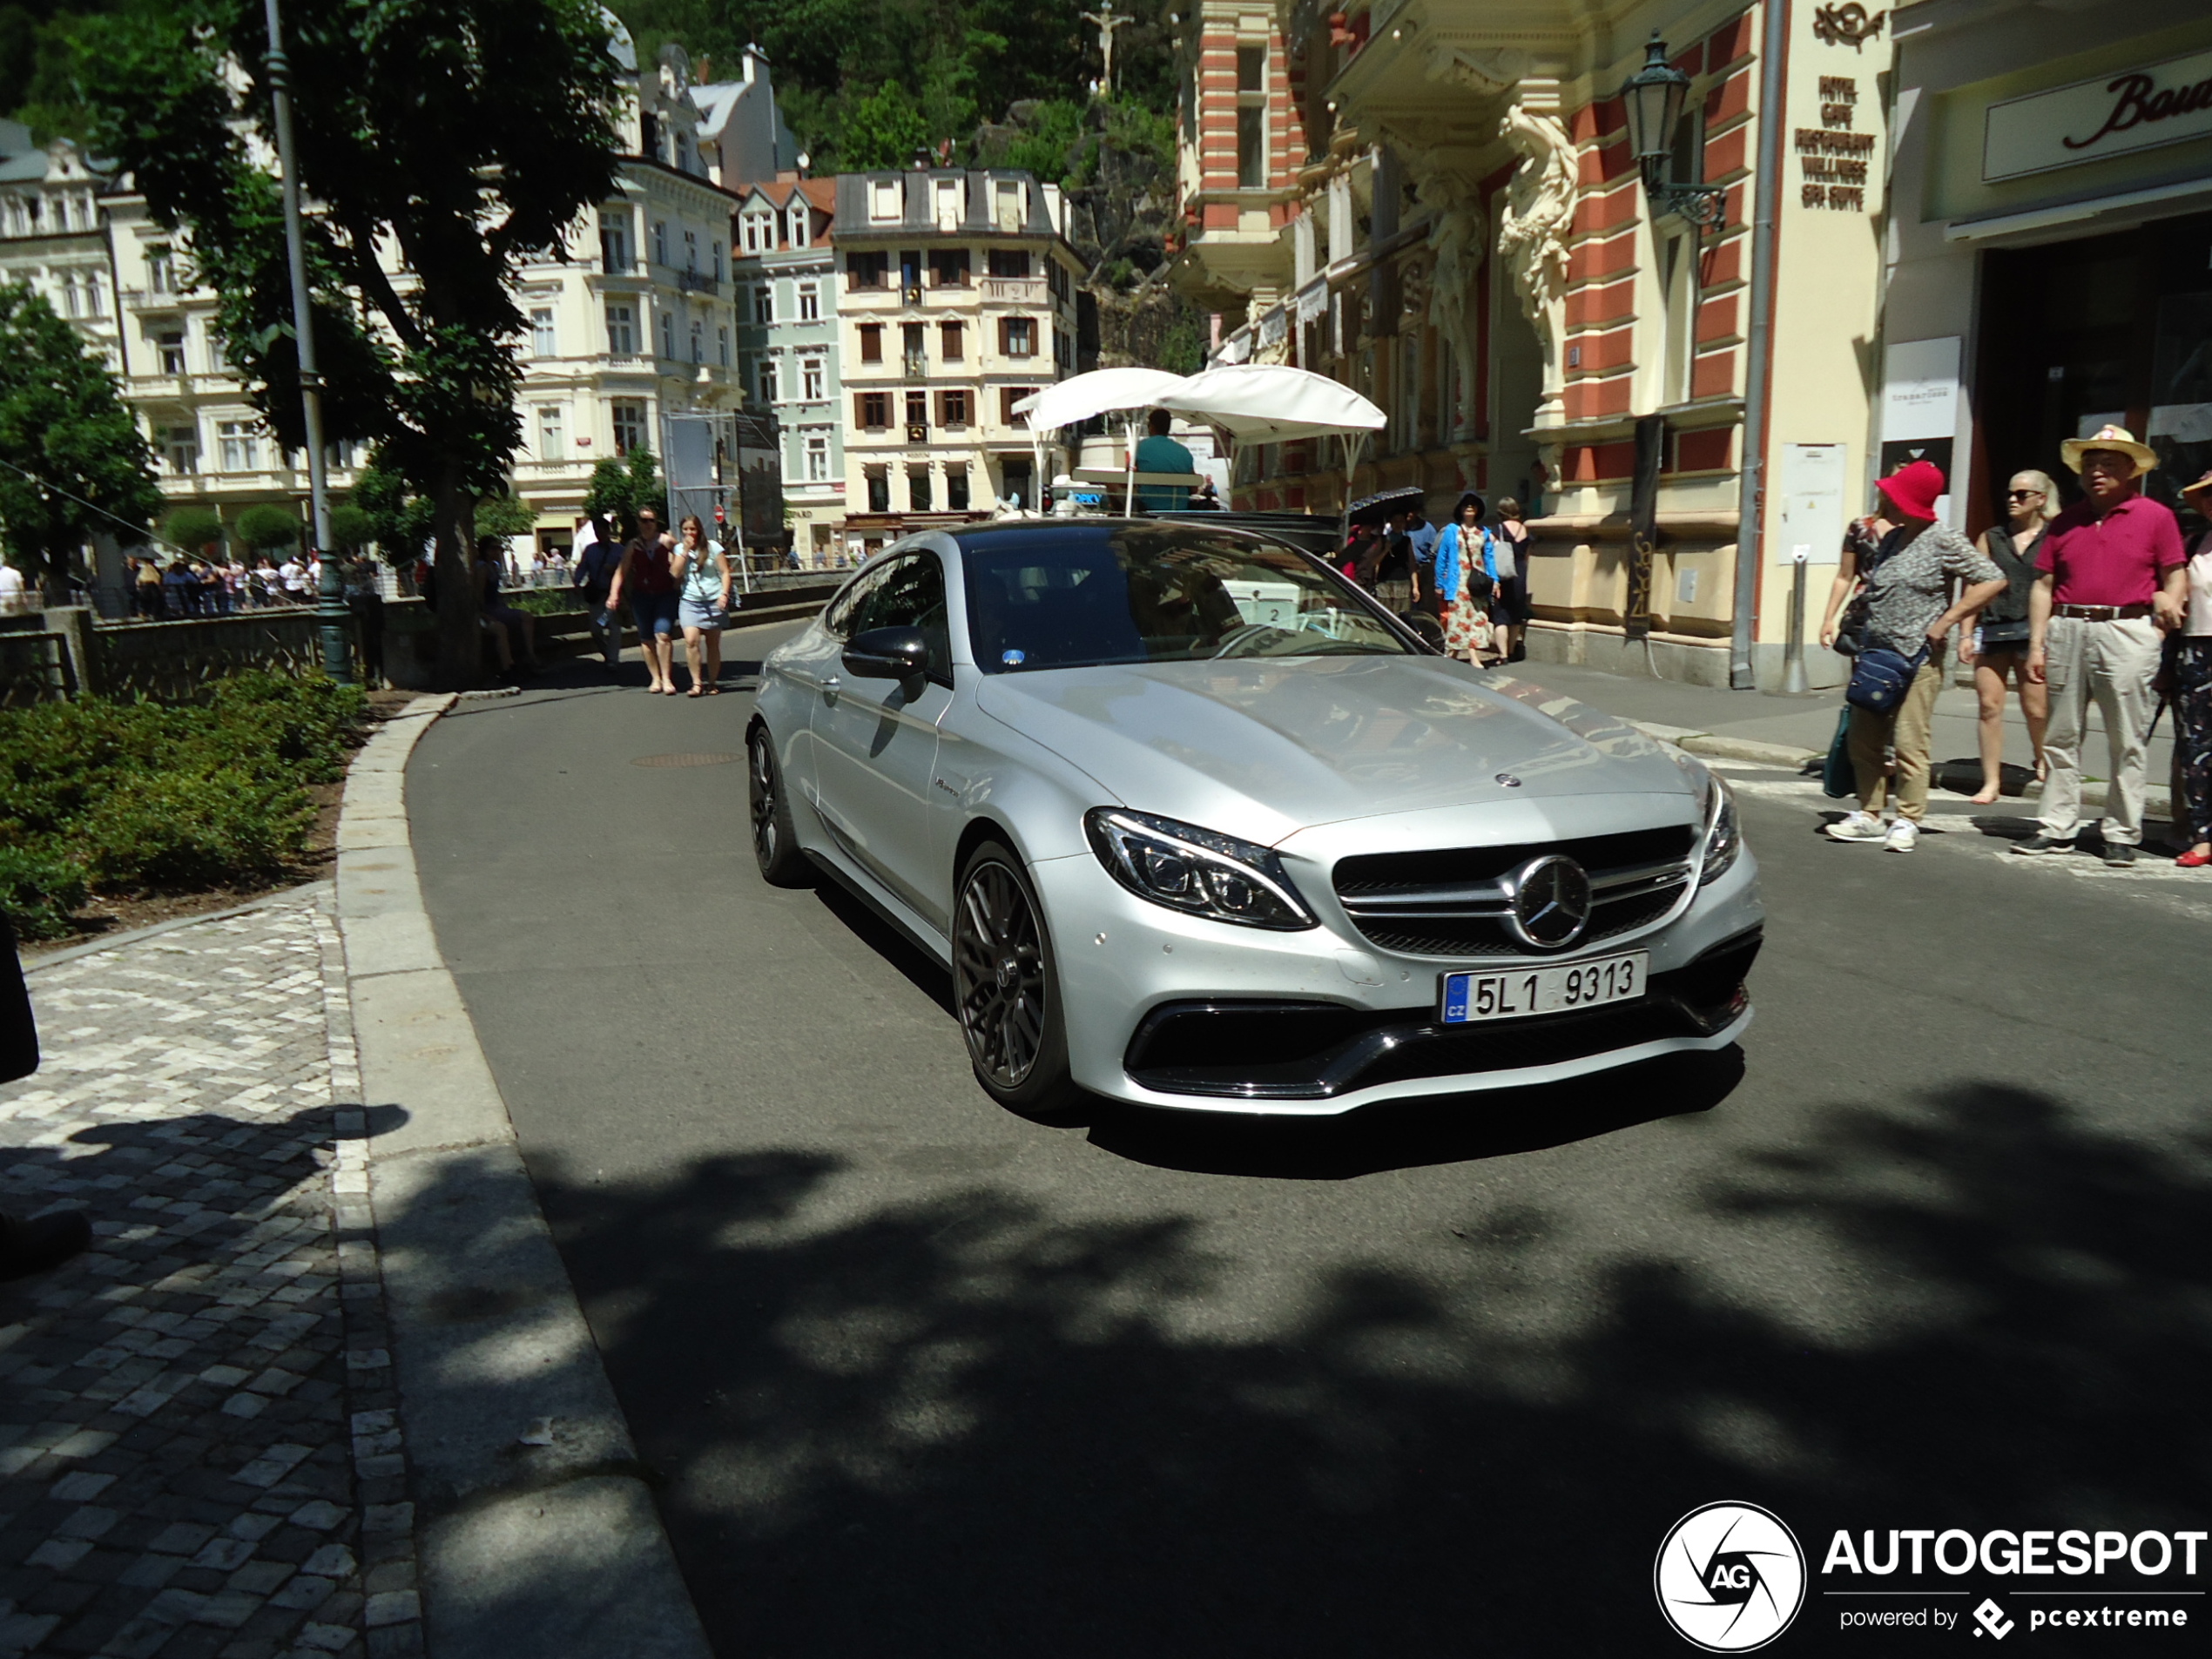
(960, 525), (1413, 674)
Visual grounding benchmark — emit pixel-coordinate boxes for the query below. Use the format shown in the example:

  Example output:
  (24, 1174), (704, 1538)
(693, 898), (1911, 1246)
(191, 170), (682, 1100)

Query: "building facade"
(1881, 0), (2209, 547)
(1170, 0), (1898, 688)
(90, 24), (742, 562)
(0, 123), (124, 377)
(833, 168), (1086, 559)
(733, 179), (844, 563)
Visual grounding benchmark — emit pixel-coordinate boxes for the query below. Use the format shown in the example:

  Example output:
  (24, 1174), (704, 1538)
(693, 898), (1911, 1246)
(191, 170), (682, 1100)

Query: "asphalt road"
(408, 627), (2212, 1657)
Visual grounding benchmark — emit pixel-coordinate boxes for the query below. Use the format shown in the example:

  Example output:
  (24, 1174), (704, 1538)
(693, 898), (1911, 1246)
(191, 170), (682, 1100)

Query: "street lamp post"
(1619, 34), (1727, 235)
(262, 0), (351, 685)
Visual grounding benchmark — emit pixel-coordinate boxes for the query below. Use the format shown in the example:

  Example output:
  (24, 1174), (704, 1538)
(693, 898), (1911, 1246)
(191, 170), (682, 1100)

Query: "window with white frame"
(752, 284), (773, 325)
(758, 359), (778, 403)
(868, 179), (900, 223)
(605, 303), (636, 355)
(219, 420), (257, 472)
(711, 241), (723, 280)
(683, 229), (698, 273)
(84, 273), (102, 316)
(741, 211), (773, 255)
(163, 425), (199, 475)
(690, 318), (703, 363)
(536, 402), (565, 460)
(718, 325), (730, 366)
(598, 212), (631, 272)
(652, 220), (668, 266)
(659, 310), (675, 359)
(59, 277), (78, 317)
(610, 398), (647, 456)
(805, 434), (828, 482)
(797, 280), (819, 321)
(787, 205), (809, 247)
(802, 358), (823, 400)
(530, 307), (556, 357)
(156, 328), (185, 375)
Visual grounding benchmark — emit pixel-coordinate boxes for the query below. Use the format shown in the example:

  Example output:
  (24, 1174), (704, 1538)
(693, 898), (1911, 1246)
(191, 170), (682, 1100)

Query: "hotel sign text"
(1984, 46), (2212, 181)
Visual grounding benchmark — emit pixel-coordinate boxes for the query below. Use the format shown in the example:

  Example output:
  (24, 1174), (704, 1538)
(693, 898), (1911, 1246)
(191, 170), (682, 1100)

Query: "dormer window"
(741, 211), (774, 255)
(869, 179), (900, 223)
(787, 205), (809, 247)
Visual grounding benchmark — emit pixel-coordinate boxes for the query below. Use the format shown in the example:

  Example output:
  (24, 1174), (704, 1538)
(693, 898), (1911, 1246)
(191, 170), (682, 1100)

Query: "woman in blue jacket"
(1433, 491), (1497, 664)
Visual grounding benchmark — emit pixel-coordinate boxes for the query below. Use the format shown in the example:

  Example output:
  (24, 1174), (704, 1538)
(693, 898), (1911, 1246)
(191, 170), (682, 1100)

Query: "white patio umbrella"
(1015, 367), (1193, 511)
(1157, 364), (1387, 529)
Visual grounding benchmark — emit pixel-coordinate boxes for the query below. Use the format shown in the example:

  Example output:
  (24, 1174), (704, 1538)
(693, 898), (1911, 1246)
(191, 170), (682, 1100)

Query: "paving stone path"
(0, 894), (421, 1659)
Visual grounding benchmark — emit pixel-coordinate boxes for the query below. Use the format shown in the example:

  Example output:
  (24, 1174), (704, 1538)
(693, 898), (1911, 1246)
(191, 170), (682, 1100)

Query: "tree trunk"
(432, 466), (482, 691)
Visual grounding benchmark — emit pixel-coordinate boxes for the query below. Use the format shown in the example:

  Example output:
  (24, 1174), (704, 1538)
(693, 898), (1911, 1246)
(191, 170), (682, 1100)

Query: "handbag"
(1979, 617), (2032, 648)
(1820, 706), (1855, 799)
(1844, 644), (1928, 714)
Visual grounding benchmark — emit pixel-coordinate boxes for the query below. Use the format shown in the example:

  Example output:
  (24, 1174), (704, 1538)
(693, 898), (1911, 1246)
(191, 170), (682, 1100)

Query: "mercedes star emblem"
(1507, 854), (1593, 948)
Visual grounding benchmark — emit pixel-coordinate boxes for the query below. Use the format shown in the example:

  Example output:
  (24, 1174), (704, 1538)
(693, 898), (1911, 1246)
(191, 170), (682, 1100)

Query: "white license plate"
(1440, 952), (1649, 1023)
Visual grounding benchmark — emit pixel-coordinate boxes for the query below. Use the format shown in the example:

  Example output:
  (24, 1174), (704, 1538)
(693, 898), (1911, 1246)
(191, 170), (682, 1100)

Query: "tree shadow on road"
(501, 1079), (2212, 1657)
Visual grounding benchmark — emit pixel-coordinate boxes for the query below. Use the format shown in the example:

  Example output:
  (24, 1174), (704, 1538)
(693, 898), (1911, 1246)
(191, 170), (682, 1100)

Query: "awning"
(1156, 364), (1386, 445)
(1013, 368), (1191, 430)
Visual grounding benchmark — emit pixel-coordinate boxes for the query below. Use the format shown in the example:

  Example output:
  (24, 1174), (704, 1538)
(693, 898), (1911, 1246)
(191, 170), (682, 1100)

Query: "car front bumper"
(1033, 842), (1763, 1116)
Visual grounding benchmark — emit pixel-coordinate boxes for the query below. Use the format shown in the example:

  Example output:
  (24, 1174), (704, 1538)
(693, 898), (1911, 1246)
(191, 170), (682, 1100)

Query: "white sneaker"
(1885, 819), (1919, 853)
(1825, 811), (1886, 843)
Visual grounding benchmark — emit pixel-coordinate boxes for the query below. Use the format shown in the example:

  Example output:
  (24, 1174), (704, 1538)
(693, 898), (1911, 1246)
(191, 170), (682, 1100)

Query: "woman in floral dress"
(1434, 491), (1497, 664)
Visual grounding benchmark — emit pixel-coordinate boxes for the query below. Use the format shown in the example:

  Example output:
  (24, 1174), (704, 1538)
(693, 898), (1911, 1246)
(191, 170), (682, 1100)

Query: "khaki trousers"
(2038, 615), (2161, 846)
(1848, 651), (1945, 822)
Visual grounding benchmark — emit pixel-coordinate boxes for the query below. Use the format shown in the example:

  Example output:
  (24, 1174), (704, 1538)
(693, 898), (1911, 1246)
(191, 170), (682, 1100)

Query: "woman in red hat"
(1822, 460), (2006, 853)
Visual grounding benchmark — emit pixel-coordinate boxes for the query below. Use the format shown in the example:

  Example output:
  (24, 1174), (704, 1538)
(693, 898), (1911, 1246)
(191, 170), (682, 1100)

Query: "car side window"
(857, 553), (952, 683)
(823, 566), (884, 640)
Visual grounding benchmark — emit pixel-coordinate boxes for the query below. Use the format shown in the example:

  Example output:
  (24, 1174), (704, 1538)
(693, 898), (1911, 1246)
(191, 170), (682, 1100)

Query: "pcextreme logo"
(1656, 1501), (1809, 1651)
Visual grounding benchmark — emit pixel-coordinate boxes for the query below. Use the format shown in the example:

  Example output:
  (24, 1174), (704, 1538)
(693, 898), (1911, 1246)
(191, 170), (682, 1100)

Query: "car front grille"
(1330, 826), (1699, 959)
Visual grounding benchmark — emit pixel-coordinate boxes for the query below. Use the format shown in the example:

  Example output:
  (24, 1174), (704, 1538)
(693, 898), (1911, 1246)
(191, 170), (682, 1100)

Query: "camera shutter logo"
(1973, 1599), (2014, 1640)
(1655, 1501), (1807, 1651)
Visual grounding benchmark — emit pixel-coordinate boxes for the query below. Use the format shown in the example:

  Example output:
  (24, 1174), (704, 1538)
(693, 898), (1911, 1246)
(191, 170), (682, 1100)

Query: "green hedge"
(0, 671), (367, 939)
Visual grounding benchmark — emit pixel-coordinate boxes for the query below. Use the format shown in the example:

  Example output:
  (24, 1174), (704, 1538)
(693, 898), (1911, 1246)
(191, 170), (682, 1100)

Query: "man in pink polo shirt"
(2018, 425), (2188, 866)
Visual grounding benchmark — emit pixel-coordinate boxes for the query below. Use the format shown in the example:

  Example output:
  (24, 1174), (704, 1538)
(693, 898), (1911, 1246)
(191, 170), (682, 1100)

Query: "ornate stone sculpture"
(1497, 101), (1577, 429)
(1418, 176), (1484, 440)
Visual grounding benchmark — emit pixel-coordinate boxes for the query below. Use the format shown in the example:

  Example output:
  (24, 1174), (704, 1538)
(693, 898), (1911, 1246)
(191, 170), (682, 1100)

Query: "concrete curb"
(1629, 721), (2171, 818)
(334, 694), (711, 1659)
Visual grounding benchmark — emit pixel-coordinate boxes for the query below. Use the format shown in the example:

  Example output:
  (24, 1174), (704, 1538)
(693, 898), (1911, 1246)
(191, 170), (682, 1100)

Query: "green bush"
(0, 671), (366, 929)
(0, 845), (89, 941)
(164, 505), (226, 556)
(236, 503), (303, 555)
(78, 766), (312, 889)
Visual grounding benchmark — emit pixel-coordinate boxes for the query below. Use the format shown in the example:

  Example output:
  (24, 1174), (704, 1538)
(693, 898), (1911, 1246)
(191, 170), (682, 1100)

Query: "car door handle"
(820, 676), (840, 703)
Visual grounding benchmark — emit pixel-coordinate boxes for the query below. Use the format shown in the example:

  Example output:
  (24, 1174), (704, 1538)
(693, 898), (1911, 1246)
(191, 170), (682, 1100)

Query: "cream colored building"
(832, 168), (1085, 558)
(1171, 0), (1898, 688)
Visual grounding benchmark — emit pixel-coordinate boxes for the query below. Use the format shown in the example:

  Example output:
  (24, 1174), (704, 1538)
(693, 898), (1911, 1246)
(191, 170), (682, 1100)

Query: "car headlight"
(1700, 774), (1743, 886)
(1084, 808), (1318, 930)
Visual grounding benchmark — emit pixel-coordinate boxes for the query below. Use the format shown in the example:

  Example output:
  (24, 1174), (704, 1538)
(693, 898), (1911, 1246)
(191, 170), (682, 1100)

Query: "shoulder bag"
(1845, 642), (1928, 714)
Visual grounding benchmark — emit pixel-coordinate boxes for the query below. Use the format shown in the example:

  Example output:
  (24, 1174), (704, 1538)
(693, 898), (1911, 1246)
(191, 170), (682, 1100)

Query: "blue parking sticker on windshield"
(1002, 650), (1026, 667)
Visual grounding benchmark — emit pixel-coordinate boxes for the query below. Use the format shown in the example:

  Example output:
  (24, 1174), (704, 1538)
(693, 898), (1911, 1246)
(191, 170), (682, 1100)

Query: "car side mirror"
(843, 625), (928, 683)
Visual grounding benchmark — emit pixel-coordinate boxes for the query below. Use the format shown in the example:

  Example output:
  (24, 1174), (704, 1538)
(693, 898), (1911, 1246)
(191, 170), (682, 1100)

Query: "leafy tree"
(162, 504), (226, 558)
(0, 282), (160, 601)
(474, 493), (537, 541)
(327, 502), (376, 554)
(582, 447), (664, 540)
(61, 0), (624, 686)
(351, 462), (434, 564)
(840, 78), (928, 168)
(235, 503), (301, 556)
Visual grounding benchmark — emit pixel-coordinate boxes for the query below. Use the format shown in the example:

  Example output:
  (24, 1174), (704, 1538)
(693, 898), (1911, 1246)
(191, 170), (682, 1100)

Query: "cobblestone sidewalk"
(0, 894), (421, 1659)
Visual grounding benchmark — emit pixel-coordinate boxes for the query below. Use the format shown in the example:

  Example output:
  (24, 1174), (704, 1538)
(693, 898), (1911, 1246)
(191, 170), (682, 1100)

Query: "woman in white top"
(2171, 469), (2212, 868)
(671, 514), (733, 696)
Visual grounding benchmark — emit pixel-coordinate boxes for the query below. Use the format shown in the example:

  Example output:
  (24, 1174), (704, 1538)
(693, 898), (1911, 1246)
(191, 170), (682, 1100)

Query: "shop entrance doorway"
(1974, 209), (2211, 542)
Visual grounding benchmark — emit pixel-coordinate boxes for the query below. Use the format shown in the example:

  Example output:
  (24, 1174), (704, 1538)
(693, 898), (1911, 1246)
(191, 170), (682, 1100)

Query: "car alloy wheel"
(952, 842), (1081, 1117)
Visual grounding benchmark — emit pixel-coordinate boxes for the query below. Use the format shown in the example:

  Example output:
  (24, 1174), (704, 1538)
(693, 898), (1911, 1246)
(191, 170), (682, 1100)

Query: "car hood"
(972, 656), (1693, 846)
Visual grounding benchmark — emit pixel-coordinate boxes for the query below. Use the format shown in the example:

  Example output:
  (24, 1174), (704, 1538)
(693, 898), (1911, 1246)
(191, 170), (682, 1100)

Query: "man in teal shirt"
(1133, 410), (1195, 512)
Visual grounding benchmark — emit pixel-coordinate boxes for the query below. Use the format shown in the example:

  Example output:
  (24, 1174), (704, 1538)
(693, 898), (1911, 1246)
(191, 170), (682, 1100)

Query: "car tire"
(748, 723), (813, 888)
(952, 840), (1083, 1122)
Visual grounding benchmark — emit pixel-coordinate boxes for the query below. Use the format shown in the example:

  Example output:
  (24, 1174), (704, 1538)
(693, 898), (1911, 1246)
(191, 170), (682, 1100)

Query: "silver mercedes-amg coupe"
(748, 519), (1762, 1117)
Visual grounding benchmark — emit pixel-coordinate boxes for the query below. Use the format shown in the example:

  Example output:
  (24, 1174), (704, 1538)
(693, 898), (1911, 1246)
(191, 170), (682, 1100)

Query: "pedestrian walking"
(673, 514), (733, 696)
(133, 554), (165, 618)
(606, 507), (679, 695)
(1823, 460), (2005, 853)
(1402, 506), (1439, 613)
(1374, 521), (1416, 614)
(162, 558), (202, 617)
(570, 514), (623, 669)
(344, 555), (386, 687)
(199, 558), (226, 616)
(223, 555), (246, 613)
(1961, 469), (2058, 802)
(2168, 469), (2212, 868)
(1490, 496), (1533, 664)
(280, 553), (309, 604)
(2015, 424), (2189, 866)
(1434, 491), (1497, 665)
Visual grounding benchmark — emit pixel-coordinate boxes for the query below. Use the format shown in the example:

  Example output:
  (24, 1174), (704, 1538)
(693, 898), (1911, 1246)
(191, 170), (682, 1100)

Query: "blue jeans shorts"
(630, 590), (678, 637)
